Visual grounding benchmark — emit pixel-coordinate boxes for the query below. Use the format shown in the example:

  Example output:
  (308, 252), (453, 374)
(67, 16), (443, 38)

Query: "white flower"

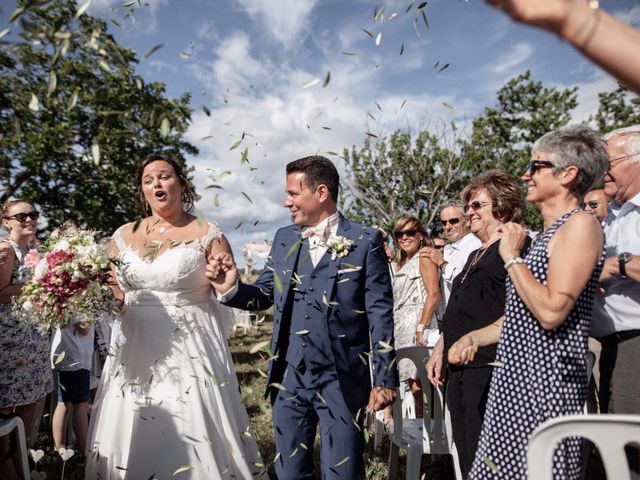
(324, 234), (353, 259)
(52, 239), (70, 252)
(23, 301), (33, 311)
(34, 259), (48, 280)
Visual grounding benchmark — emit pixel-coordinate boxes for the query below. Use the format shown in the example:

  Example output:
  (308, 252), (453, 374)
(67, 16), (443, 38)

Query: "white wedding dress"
(86, 222), (263, 479)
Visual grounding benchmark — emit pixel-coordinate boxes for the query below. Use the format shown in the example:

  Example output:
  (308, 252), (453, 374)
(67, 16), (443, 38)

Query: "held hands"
(497, 222), (526, 264)
(448, 334), (478, 366)
(205, 252), (238, 294)
(367, 386), (397, 412)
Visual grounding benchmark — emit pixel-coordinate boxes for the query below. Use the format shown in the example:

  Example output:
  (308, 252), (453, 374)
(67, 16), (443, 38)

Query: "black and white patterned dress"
(469, 210), (603, 479)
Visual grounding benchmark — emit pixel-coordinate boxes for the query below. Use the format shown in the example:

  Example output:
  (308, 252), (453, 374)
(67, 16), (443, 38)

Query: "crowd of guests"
(378, 124), (640, 478)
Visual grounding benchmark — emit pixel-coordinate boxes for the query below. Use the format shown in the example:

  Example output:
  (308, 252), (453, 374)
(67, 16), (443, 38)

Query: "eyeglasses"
(440, 217), (461, 227)
(464, 201), (490, 212)
(608, 152), (639, 170)
(3, 211), (39, 222)
(433, 244), (445, 250)
(527, 160), (555, 174)
(582, 200), (600, 210)
(394, 229), (418, 239)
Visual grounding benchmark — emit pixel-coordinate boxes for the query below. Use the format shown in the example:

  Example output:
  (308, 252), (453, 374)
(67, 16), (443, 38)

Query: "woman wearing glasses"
(0, 200), (52, 480)
(451, 126), (609, 479)
(426, 170), (529, 477)
(390, 216), (440, 417)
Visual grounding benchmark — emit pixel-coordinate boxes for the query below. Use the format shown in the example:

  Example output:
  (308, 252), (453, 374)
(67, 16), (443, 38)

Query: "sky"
(2, 0), (639, 268)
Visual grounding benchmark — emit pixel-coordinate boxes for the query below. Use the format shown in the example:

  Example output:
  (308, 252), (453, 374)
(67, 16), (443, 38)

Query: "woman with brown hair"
(391, 215), (440, 415)
(0, 200), (52, 480)
(425, 170), (530, 477)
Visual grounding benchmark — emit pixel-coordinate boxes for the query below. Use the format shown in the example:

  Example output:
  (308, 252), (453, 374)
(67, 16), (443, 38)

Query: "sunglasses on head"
(440, 217), (461, 227)
(4, 211), (39, 222)
(394, 228), (418, 239)
(464, 201), (490, 212)
(582, 200), (600, 210)
(527, 160), (555, 174)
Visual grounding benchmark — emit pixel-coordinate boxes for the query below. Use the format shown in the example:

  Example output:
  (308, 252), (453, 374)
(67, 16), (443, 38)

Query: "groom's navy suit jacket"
(225, 215), (398, 411)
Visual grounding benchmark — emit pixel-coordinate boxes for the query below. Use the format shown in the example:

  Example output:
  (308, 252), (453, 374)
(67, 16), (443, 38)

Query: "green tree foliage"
(0, 0), (197, 234)
(341, 121), (468, 232)
(343, 70), (581, 232)
(594, 86), (640, 134)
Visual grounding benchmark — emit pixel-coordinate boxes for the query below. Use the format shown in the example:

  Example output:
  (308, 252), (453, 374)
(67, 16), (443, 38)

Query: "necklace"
(460, 246), (489, 284)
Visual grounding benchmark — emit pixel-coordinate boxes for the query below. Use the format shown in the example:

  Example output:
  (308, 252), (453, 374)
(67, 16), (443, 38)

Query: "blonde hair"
(392, 215), (433, 268)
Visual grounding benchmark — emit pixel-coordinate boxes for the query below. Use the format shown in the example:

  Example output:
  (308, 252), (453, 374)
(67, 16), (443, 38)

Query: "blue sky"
(2, 0), (639, 267)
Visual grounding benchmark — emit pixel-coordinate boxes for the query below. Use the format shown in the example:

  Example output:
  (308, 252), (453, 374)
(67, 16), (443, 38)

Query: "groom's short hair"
(286, 156), (340, 202)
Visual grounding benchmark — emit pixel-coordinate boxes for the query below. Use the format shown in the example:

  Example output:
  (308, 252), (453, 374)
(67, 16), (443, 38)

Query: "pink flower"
(23, 249), (41, 271)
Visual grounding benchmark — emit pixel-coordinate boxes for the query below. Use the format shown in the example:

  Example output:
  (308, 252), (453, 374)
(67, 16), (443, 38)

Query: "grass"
(30, 320), (457, 479)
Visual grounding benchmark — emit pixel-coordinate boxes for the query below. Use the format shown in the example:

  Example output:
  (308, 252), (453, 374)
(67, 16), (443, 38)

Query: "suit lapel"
(277, 226), (302, 310)
(324, 215), (351, 304)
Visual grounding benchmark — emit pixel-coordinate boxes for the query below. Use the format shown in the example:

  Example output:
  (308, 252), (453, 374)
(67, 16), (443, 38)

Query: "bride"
(86, 154), (263, 479)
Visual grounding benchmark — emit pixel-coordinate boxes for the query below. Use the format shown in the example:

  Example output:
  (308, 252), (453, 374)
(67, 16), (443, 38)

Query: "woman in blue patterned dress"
(448, 125), (609, 479)
(0, 200), (52, 480)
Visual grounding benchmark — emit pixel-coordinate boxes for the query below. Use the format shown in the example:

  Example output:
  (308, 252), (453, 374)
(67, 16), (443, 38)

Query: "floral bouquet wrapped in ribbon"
(13, 224), (115, 333)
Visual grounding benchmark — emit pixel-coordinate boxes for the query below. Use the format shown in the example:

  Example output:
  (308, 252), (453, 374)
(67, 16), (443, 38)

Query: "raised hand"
(206, 251), (238, 294)
(497, 222), (526, 264)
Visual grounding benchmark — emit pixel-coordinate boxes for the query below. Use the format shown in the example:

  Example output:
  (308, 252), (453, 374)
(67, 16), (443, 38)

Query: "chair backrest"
(391, 346), (452, 453)
(528, 414), (640, 479)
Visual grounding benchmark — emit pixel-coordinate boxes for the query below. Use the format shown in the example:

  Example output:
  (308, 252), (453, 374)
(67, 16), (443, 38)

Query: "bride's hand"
(206, 252), (237, 294)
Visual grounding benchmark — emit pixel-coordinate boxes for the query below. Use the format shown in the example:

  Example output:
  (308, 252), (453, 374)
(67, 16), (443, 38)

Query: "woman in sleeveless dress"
(390, 216), (440, 416)
(86, 154), (263, 479)
(0, 200), (52, 480)
(448, 125), (610, 479)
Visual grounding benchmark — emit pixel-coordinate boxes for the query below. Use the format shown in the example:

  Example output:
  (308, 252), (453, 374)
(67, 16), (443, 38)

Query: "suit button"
(307, 300), (311, 305)
(305, 315), (310, 319)
(302, 343), (307, 347)
(309, 287), (314, 292)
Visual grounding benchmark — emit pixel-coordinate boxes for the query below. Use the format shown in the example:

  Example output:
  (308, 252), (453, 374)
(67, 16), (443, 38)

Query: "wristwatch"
(416, 324), (426, 333)
(618, 252), (633, 278)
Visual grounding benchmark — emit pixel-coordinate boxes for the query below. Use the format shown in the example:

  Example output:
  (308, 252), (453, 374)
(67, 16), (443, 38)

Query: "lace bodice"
(112, 221), (221, 306)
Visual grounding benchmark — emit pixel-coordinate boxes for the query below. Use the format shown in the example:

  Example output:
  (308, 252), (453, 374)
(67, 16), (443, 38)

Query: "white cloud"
(87, 0), (168, 33)
(234, 0), (319, 45)
(490, 42), (534, 75)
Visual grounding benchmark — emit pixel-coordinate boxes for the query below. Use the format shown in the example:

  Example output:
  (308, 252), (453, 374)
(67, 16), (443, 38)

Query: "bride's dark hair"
(137, 153), (196, 214)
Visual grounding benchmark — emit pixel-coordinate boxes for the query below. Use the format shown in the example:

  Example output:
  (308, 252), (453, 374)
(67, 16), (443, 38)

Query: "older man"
(592, 125), (640, 415)
(583, 188), (610, 223)
(423, 200), (481, 317)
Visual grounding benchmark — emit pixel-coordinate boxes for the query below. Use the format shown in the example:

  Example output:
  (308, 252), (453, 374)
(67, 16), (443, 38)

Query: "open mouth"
(154, 190), (167, 200)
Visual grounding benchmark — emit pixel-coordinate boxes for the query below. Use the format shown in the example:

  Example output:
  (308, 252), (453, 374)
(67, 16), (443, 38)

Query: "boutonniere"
(324, 234), (353, 260)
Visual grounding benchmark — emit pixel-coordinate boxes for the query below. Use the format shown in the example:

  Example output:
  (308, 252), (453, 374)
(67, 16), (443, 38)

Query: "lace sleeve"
(111, 224), (129, 253)
(202, 221), (222, 249)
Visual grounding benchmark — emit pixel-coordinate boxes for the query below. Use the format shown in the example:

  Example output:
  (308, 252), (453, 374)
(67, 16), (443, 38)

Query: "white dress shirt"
(592, 193), (640, 337)
(435, 232), (482, 322)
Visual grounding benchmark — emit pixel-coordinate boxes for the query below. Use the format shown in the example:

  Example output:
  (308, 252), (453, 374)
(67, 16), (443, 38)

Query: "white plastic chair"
(387, 346), (462, 480)
(0, 415), (30, 479)
(528, 414), (640, 479)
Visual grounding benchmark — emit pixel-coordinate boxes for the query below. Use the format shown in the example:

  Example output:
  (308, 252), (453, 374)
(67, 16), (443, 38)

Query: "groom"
(207, 156), (398, 479)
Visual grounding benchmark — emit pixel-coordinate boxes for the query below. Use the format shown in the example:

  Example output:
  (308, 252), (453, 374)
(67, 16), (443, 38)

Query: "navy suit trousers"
(272, 363), (365, 480)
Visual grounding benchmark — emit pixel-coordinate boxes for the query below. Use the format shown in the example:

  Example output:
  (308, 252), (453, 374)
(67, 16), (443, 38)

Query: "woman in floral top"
(0, 200), (52, 480)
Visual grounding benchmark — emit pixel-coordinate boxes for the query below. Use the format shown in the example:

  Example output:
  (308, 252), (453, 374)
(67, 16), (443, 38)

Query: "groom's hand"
(206, 252), (238, 294)
(367, 386), (397, 412)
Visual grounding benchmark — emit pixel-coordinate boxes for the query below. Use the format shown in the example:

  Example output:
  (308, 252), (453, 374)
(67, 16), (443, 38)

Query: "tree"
(0, 0), (197, 234)
(593, 86), (640, 134)
(341, 71), (580, 232)
(341, 121), (469, 233)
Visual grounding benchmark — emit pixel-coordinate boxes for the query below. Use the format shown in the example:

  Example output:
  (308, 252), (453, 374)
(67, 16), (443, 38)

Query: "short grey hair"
(603, 125), (640, 163)
(440, 199), (466, 217)
(532, 124), (609, 197)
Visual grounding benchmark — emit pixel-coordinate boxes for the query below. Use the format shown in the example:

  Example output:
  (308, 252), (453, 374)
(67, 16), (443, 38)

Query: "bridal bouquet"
(13, 224), (115, 333)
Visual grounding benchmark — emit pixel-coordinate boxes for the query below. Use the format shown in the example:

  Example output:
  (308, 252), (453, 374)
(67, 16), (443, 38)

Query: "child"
(51, 318), (94, 455)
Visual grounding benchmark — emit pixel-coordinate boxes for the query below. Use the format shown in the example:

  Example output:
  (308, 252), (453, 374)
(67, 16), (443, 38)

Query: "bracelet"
(504, 257), (524, 270)
(438, 260), (448, 270)
(415, 324), (426, 332)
